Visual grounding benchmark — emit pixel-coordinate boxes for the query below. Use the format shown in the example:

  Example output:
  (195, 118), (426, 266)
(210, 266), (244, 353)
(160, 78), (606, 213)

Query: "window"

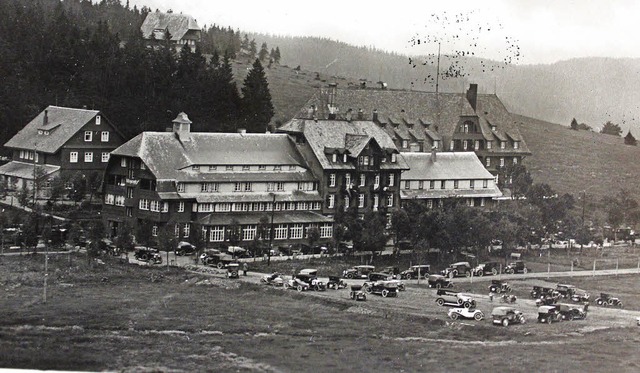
(121, 157), (127, 167)
(344, 196), (350, 211)
(363, 156), (369, 166)
(358, 194), (365, 208)
(70, 152), (78, 163)
(500, 141), (506, 149)
(244, 182), (252, 192)
(290, 224), (303, 239)
(216, 203), (231, 212)
(242, 165), (250, 171)
(101, 131), (109, 142)
(177, 201), (185, 212)
(209, 165), (217, 171)
(513, 157), (518, 165)
(243, 225), (257, 241)
(440, 180), (446, 189)
(374, 174), (380, 189)
(404, 180), (410, 190)
(139, 199), (149, 210)
(433, 140), (440, 149)
(126, 187), (134, 198)
(373, 195), (379, 210)
(274, 224), (288, 240)
(386, 194), (394, 207)
(183, 223), (190, 238)
(84, 152), (93, 162)
(474, 140), (480, 150)
(500, 157), (505, 167)
(128, 169), (135, 179)
(273, 165), (281, 171)
(177, 182), (185, 192)
(345, 173), (351, 186)
(487, 141), (492, 149)
(469, 198), (475, 207)
(359, 174), (366, 187)
(101, 152), (109, 162)
(327, 194), (335, 208)
(429, 180), (435, 189)
(84, 131), (92, 142)
(470, 180), (475, 189)
(150, 200), (161, 212)
(514, 141), (520, 149)
(391, 153), (397, 163)
(454, 180), (459, 189)
(258, 165), (266, 170)
(152, 225), (158, 237)
(480, 198), (486, 207)
(210, 226), (225, 242)
(450, 140), (455, 150)
(115, 195), (125, 206)
(276, 182), (284, 191)
(402, 140), (408, 148)
(418, 181), (424, 190)
(201, 182), (219, 192)
(95, 115), (101, 125)
(104, 194), (114, 205)
(192, 165), (200, 171)
(483, 180), (488, 188)
(267, 182), (275, 192)
(126, 207), (132, 217)
(463, 140), (468, 150)
(234, 182), (242, 192)
(329, 174), (336, 187)
(343, 154), (348, 162)
(320, 223), (333, 238)
(427, 200), (433, 208)
(388, 174), (394, 187)
(332, 153), (337, 163)
(486, 158), (491, 167)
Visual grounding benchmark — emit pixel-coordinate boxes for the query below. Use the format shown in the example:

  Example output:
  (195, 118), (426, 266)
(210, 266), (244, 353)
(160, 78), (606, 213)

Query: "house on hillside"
(101, 113), (331, 247)
(277, 118), (409, 225)
(400, 150), (502, 208)
(0, 106), (124, 198)
(140, 11), (201, 51)
(296, 84), (531, 185)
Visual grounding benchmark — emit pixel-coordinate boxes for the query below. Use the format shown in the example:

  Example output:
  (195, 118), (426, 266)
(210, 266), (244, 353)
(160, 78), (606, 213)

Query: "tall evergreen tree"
(241, 59), (274, 132)
(258, 42), (269, 62)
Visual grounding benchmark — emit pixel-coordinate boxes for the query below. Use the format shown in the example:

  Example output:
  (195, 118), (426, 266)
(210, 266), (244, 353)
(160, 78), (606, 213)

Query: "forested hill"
(252, 33), (640, 135)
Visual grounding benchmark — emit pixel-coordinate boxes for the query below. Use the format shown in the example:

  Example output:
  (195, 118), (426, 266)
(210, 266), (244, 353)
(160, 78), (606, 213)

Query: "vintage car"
(472, 261), (500, 277)
(380, 266), (400, 278)
(448, 307), (484, 321)
(400, 265), (431, 279)
(557, 303), (588, 321)
(297, 269), (326, 291)
(428, 274), (454, 289)
(134, 247), (162, 264)
(555, 284), (576, 299)
(260, 272), (285, 287)
(199, 250), (235, 268)
(488, 280), (512, 293)
(595, 293), (623, 308)
(537, 305), (563, 323)
(342, 265), (375, 279)
(284, 276), (311, 292)
(349, 285), (367, 301)
(226, 263), (240, 279)
(362, 279), (399, 297)
(327, 275), (348, 290)
(366, 273), (405, 291)
(441, 262), (472, 278)
(531, 286), (557, 299)
(569, 288), (590, 303)
(435, 289), (476, 308)
(499, 294), (517, 303)
(504, 260), (529, 274)
(491, 306), (526, 326)
(174, 241), (197, 256)
(535, 293), (560, 306)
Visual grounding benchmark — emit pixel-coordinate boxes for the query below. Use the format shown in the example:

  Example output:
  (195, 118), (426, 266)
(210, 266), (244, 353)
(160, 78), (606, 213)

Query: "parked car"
(327, 275), (348, 290)
(555, 284), (576, 299)
(134, 247), (162, 264)
(175, 241), (197, 256)
(380, 266), (400, 278)
(227, 263), (240, 279)
(595, 293), (623, 308)
(535, 293), (561, 306)
(504, 260), (529, 274)
(342, 265), (375, 279)
(570, 289), (590, 303)
(472, 261), (500, 277)
(200, 250), (235, 268)
(366, 273), (405, 291)
(488, 280), (512, 293)
(537, 305), (562, 323)
(349, 285), (367, 301)
(499, 294), (517, 303)
(400, 265), (431, 279)
(362, 280), (398, 297)
(261, 272), (285, 287)
(284, 276), (310, 292)
(428, 274), (454, 289)
(441, 262), (472, 278)
(435, 289), (476, 308)
(296, 269), (326, 291)
(531, 286), (557, 299)
(557, 303), (587, 321)
(448, 307), (484, 321)
(491, 306), (526, 326)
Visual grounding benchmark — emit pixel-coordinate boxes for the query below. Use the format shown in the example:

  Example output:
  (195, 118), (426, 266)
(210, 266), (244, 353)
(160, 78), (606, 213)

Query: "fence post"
(593, 260), (596, 277)
(616, 258), (619, 276)
(547, 262), (550, 279)
(499, 263), (502, 280)
(571, 261), (573, 277)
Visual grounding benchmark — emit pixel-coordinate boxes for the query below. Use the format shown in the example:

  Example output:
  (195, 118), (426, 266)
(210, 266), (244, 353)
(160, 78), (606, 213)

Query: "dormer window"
(38, 130), (43, 135)
(332, 153), (337, 163)
(391, 153), (397, 163)
(343, 154), (347, 162)
(513, 141), (520, 149)
(96, 115), (101, 125)
(487, 141), (492, 150)
(44, 130), (49, 135)
(433, 140), (440, 149)
(500, 141), (506, 149)
(192, 165), (200, 171)
(402, 140), (408, 148)
(491, 125), (497, 131)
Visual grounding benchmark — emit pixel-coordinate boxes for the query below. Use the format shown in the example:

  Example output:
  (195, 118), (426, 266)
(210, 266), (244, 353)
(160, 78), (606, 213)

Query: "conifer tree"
(258, 42), (269, 62)
(241, 58), (274, 132)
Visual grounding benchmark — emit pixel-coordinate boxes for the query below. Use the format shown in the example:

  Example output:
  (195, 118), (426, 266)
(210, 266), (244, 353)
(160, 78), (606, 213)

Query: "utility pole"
(33, 142), (37, 206)
(268, 193), (276, 266)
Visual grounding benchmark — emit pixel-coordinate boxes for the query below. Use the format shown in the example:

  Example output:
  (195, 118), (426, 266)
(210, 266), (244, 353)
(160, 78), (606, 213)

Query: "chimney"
(357, 108), (364, 120)
(345, 108), (353, 122)
(43, 109), (48, 126)
(328, 83), (338, 119)
(431, 146), (437, 162)
(466, 84), (478, 112)
(238, 128), (247, 134)
(372, 109), (379, 122)
(172, 112), (192, 138)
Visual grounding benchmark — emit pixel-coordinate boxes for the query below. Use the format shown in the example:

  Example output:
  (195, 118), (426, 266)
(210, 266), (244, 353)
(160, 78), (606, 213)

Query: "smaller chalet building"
(400, 151), (502, 208)
(0, 106), (124, 197)
(102, 113), (331, 247)
(140, 11), (201, 51)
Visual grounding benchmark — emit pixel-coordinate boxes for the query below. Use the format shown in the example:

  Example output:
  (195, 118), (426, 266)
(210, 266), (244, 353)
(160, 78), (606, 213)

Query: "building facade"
(400, 151), (502, 208)
(102, 113), (332, 248)
(140, 11), (201, 51)
(0, 105), (124, 197)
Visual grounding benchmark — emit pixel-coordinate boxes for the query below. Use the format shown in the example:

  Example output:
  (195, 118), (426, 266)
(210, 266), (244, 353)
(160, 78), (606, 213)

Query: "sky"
(127, 0), (640, 65)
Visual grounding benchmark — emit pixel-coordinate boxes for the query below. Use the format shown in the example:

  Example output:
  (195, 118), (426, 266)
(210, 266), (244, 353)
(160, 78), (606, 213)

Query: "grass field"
(1, 253), (640, 372)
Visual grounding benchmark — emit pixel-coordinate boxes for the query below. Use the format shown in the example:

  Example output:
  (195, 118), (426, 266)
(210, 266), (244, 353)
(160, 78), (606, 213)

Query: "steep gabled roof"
(111, 132), (307, 180)
(5, 106), (100, 154)
(401, 152), (495, 180)
(140, 12), (200, 41)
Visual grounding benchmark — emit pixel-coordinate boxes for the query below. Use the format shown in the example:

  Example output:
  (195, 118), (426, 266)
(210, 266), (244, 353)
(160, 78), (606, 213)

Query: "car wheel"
(491, 268), (498, 276)
(435, 283), (442, 289)
(465, 271), (471, 278)
(474, 312), (484, 321)
(596, 299), (602, 306)
(284, 283), (290, 289)
(382, 289), (389, 297)
(399, 284), (405, 291)
(452, 270), (458, 278)
(618, 302), (623, 308)
(447, 283), (454, 288)
(297, 285), (303, 292)
(216, 262), (224, 269)
(364, 285), (372, 294)
(463, 301), (471, 309)
(477, 271), (484, 277)
(547, 318), (552, 324)
(346, 273), (354, 279)
(502, 318), (509, 327)
(450, 312), (459, 320)
(520, 317), (526, 324)
(436, 298), (445, 306)
(523, 268), (529, 274)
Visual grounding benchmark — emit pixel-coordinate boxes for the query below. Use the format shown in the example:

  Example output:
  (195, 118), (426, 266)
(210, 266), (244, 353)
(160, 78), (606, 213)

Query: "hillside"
(516, 114), (640, 200)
